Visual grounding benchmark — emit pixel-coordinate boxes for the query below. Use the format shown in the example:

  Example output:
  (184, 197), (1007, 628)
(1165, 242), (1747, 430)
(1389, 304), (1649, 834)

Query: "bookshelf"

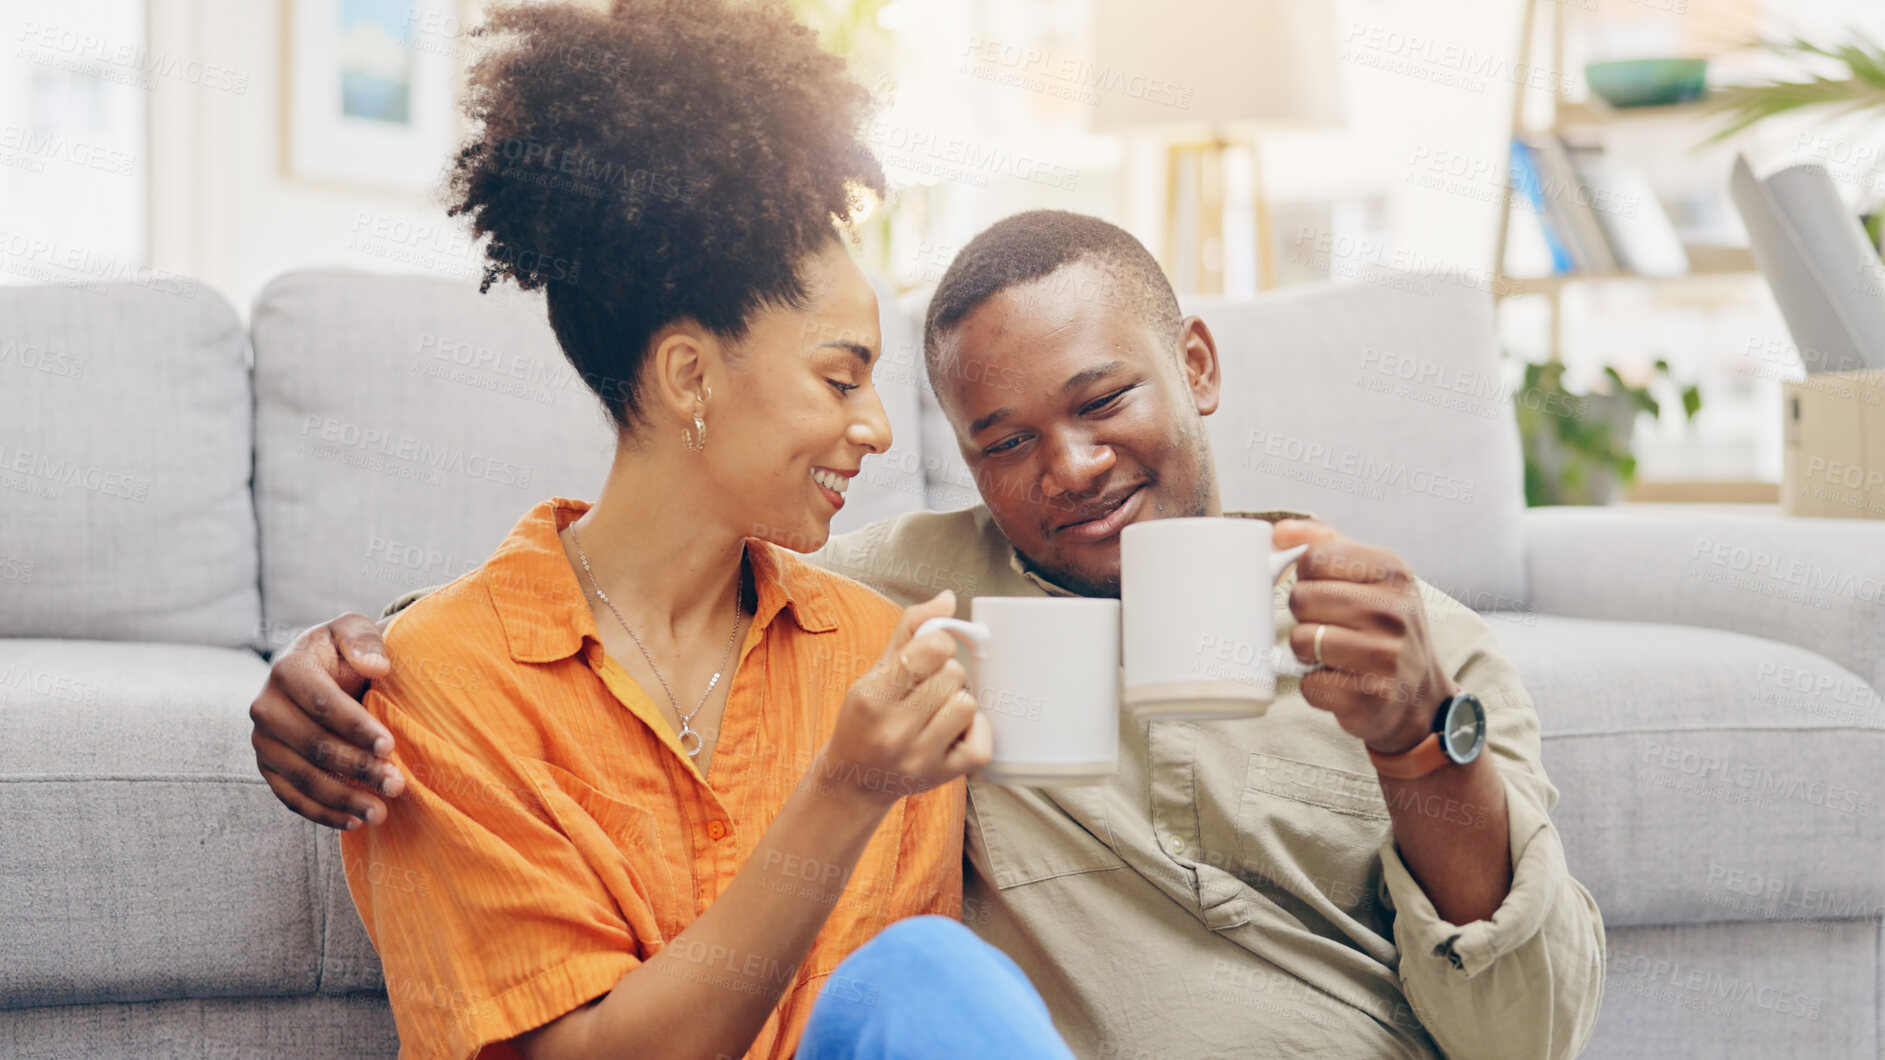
(1491, 0), (1762, 363)
(1498, 247), (1757, 296)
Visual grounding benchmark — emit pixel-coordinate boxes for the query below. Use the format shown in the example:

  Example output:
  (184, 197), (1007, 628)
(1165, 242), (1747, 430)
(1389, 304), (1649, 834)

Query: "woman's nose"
(846, 391), (892, 454)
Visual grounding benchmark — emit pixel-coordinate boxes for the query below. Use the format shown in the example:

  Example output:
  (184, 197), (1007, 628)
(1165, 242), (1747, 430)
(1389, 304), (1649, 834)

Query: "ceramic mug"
(1121, 517), (1317, 720)
(916, 596), (1120, 785)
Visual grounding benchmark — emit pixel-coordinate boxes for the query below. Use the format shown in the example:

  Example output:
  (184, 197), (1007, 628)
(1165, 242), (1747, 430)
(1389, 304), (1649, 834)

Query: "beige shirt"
(386, 504), (1605, 1059)
(811, 506), (1606, 1060)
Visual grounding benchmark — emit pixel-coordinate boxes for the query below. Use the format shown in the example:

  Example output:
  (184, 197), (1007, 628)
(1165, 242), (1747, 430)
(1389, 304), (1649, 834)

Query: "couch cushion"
(250, 270), (614, 651)
(0, 994), (398, 1059)
(1587, 919), (1877, 1058)
(0, 638), (329, 1007)
(251, 270), (930, 651)
(899, 278), (1529, 601)
(1189, 280), (1527, 610)
(1487, 613), (1885, 928)
(0, 282), (259, 648)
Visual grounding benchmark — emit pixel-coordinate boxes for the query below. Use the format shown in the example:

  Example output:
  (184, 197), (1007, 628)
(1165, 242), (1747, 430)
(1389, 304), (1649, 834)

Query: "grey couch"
(3, 268), (1882, 1058)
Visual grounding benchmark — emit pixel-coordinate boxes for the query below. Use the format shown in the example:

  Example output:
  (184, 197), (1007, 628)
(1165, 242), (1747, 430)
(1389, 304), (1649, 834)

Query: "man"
(252, 211), (1604, 1058)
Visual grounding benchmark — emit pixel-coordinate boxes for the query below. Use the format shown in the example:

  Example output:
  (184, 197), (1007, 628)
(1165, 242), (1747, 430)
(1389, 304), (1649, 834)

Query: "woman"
(336, 2), (1068, 1058)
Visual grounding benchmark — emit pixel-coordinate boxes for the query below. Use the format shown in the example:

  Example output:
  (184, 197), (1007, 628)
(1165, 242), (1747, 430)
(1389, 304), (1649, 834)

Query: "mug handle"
(1269, 543), (1309, 583)
(914, 617), (990, 660)
(1269, 543), (1321, 677)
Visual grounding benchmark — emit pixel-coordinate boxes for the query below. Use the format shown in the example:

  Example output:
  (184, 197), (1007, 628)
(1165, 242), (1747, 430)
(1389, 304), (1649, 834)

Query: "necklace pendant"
(677, 721), (702, 758)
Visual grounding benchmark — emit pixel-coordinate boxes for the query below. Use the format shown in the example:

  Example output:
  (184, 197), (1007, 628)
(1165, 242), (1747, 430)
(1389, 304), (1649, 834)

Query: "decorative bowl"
(1584, 58), (1709, 109)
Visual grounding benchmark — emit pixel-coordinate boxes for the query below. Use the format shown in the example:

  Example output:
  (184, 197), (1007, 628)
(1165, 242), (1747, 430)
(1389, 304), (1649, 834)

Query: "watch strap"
(1367, 732), (1450, 780)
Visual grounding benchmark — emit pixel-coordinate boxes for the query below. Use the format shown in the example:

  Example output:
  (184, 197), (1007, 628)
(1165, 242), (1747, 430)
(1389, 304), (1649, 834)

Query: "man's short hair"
(922, 210), (1184, 393)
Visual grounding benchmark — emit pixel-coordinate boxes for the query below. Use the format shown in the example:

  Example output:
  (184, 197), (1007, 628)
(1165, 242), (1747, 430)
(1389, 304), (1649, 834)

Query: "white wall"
(145, 0), (502, 319)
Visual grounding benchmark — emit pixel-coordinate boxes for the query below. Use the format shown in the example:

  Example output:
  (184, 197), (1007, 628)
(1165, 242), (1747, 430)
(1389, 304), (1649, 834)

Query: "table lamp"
(1093, 0), (1347, 291)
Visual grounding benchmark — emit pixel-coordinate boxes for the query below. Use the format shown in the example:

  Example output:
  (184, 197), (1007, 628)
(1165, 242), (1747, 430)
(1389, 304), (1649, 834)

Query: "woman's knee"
(839, 915), (985, 977)
(812, 915), (1073, 1059)
(835, 914), (1041, 1005)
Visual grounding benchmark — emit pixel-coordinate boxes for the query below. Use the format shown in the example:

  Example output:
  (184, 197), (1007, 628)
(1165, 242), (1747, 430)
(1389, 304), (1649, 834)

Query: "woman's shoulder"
(373, 567), (518, 712)
(382, 565), (502, 649)
(379, 498), (587, 677)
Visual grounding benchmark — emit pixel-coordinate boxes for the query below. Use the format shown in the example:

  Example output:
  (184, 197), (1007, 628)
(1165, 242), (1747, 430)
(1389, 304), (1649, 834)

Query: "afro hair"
(445, 0), (887, 432)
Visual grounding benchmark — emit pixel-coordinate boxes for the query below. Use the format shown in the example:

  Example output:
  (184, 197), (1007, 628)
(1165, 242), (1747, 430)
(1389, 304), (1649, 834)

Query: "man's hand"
(250, 614), (406, 830)
(1275, 518), (1512, 925)
(1273, 519), (1458, 755)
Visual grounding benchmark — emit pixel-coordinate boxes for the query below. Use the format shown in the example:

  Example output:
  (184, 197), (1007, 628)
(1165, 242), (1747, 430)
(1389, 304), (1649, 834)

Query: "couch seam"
(1540, 725), (1885, 738)
(0, 774), (268, 783)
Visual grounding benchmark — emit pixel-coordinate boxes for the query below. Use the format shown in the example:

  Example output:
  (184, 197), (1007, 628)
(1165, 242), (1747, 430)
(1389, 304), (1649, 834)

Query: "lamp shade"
(1092, 0), (1347, 132)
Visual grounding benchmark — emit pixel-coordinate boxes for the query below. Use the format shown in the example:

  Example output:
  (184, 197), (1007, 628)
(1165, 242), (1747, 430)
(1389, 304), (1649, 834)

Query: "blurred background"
(5, 0), (1884, 502)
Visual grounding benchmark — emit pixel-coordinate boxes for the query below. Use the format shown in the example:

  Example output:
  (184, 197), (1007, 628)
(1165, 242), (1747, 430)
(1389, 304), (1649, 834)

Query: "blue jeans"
(798, 916), (1077, 1060)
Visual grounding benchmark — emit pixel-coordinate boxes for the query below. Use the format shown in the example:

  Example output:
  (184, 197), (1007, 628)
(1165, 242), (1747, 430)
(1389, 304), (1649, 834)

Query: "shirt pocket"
(1235, 753), (1392, 923)
(517, 755), (676, 951)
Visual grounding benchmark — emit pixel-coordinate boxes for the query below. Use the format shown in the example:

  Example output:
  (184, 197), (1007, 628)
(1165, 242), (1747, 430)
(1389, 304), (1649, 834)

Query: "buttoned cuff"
(1378, 771), (1566, 978)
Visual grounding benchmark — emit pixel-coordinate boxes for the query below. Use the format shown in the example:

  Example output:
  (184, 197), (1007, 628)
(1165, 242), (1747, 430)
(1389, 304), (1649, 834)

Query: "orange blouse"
(340, 498), (966, 1060)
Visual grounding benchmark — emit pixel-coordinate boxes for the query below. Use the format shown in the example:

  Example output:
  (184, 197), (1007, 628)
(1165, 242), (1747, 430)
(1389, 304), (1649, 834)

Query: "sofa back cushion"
(904, 277), (1527, 607)
(0, 281), (260, 648)
(250, 270), (928, 648)
(251, 270), (615, 648)
(1188, 279), (1528, 608)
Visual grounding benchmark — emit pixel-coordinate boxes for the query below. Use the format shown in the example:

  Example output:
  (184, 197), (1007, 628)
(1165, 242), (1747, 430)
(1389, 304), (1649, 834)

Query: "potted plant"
(1515, 359), (1702, 506)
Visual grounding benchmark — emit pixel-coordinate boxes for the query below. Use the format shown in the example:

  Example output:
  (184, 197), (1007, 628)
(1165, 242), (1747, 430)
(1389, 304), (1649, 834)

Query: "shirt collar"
(1005, 507), (1319, 599)
(486, 498), (838, 665)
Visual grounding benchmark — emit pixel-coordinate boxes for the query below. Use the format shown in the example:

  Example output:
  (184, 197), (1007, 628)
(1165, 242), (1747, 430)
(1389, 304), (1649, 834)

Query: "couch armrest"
(1523, 507), (1885, 690)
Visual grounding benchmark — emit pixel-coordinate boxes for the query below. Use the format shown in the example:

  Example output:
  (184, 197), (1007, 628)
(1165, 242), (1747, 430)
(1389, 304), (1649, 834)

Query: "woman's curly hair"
(446, 0), (886, 432)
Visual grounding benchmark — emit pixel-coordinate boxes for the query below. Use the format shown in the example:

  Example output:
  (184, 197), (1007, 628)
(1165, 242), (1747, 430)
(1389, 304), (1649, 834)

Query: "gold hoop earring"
(681, 387), (709, 453)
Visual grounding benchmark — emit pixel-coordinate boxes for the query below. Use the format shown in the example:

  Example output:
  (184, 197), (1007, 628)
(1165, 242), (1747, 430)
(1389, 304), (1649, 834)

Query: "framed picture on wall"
(283, 0), (461, 192)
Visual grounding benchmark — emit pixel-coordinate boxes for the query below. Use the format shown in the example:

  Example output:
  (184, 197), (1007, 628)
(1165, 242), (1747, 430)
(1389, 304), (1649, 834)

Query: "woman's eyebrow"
(814, 340), (876, 367)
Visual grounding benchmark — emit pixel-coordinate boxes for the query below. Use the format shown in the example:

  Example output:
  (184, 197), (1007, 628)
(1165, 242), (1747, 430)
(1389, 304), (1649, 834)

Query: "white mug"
(1121, 517), (1317, 720)
(915, 596), (1120, 786)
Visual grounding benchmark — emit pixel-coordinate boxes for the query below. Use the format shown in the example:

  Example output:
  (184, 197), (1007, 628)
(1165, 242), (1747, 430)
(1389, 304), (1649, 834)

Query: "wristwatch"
(1366, 692), (1487, 780)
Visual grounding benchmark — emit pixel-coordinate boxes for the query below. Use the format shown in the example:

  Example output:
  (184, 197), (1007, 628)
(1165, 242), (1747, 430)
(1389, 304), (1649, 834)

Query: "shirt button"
(706, 820), (727, 841)
(1167, 835), (1186, 855)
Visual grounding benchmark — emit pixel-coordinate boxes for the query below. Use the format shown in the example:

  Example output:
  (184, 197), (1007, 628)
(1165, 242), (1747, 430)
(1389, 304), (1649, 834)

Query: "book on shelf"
(1566, 144), (1690, 277)
(1505, 135), (1690, 279)
(1531, 137), (1618, 273)
(1508, 139), (1575, 275)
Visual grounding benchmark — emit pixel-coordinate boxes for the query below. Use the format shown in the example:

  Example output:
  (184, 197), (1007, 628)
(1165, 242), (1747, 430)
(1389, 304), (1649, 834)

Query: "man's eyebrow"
(1060, 359), (1127, 395)
(815, 340), (875, 367)
(969, 407), (1012, 435)
(969, 359), (1130, 435)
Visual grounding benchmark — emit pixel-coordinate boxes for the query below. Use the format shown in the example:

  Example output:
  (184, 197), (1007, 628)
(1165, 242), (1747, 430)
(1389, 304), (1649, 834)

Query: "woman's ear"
(1177, 316), (1222, 417)
(649, 325), (715, 421)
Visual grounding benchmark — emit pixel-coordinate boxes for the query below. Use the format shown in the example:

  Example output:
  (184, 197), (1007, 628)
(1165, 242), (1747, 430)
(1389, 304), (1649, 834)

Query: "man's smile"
(1051, 483), (1147, 543)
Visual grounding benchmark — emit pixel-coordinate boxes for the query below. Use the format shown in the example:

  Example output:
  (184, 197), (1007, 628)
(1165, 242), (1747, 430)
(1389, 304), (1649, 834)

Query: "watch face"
(1440, 693), (1487, 764)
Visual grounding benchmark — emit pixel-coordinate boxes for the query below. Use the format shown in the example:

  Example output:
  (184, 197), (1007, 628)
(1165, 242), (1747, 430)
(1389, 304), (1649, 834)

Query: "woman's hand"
(818, 591), (993, 806)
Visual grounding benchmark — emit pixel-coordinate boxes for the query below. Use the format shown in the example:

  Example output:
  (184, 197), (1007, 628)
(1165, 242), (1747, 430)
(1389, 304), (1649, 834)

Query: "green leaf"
(1704, 31), (1885, 143)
